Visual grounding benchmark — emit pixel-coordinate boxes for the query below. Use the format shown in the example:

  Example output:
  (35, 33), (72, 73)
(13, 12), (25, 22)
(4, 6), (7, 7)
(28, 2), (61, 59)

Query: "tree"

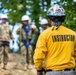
(57, 0), (76, 30)
(0, 0), (76, 30)
(0, 0), (51, 28)
(0, 0), (27, 24)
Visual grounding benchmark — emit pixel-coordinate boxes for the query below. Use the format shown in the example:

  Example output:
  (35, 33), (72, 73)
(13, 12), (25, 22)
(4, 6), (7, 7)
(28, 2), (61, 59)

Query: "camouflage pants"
(0, 46), (9, 65)
(20, 45), (32, 64)
(46, 70), (74, 75)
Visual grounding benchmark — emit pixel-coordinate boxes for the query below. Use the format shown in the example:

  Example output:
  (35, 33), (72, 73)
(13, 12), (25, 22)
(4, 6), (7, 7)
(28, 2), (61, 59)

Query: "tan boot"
(28, 64), (34, 69)
(2, 64), (7, 70)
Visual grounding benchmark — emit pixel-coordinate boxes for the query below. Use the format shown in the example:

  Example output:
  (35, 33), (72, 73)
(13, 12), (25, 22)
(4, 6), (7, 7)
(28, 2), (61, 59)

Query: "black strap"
(46, 69), (75, 72)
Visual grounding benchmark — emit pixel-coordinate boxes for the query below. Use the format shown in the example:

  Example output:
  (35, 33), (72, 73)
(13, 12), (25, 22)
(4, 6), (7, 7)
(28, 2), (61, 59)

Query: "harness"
(22, 25), (31, 48)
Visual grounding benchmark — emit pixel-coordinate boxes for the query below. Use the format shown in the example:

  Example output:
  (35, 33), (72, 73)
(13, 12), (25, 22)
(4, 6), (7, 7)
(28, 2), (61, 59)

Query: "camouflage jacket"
(16, 24), (39, 43)
(16, 25), (32, 40)
(0, 23), (13, 42)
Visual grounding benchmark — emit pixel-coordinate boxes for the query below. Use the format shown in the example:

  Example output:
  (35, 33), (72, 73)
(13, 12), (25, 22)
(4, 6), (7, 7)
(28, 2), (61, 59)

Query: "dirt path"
(0, 53), (37, 75)
(0, 67), (37, 75)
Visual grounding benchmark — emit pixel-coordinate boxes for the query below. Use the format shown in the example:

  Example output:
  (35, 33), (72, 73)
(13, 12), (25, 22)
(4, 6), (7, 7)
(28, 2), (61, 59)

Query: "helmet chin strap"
(52, 21), (61, 30)
(54, 21), (61, 26)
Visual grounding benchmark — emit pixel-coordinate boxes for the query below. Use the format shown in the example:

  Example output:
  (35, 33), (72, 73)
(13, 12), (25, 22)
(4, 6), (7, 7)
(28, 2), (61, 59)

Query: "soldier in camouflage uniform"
(30, 24), (39, 64)
(16, 15), (37, 69)
(39, 18), (49, 34)
(0, 14), (13, 69)
(31, 24), (39, 51)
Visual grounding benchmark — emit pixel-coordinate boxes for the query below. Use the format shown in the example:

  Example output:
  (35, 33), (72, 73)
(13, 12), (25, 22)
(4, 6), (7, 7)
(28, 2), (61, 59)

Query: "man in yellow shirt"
(33, 4), (76, 75)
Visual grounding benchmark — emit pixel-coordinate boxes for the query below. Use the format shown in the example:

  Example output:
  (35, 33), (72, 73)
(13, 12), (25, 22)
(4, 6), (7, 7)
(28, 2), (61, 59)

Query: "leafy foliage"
(58, 0), (76, 30)
(0, 0), (76, 30)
